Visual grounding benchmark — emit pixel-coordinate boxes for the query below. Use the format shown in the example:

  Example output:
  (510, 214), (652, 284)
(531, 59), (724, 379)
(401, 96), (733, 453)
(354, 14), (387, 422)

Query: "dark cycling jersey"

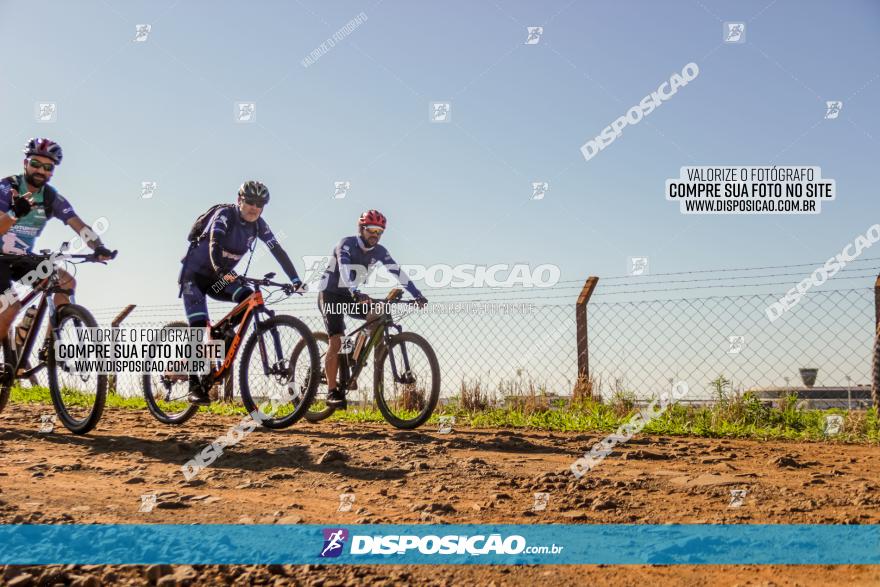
(319, 235), (421, 298)
(182, 205), (300, 282)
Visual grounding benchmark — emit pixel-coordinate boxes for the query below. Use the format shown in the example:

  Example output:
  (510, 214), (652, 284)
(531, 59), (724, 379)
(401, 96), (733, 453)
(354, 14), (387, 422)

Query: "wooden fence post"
(576, 277), (600, 382)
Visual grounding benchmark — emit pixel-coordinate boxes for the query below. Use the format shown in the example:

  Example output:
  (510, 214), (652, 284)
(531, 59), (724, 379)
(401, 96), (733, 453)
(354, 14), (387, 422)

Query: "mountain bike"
(296, 288), (440, 429)
(142, 273), (320, 429)
(0, 245), (117, 434)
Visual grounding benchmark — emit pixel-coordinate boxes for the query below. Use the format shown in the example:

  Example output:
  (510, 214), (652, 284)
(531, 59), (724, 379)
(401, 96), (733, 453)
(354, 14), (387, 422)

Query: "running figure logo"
(430, 102), (451, 123)
(134, 24), (151, 42)
(628, 256), (649, 276)
(36, 102), (57, 122)
(235, 102), (256, 123)
(141, 181), (157, 199)
(525, 27), (543, 44)
(531, 181), (549, 200)
(723, 22), (745, 43)
(824, 101), (843, 119)
(320, 528), (349, 558)
(333, 181), (351, 199)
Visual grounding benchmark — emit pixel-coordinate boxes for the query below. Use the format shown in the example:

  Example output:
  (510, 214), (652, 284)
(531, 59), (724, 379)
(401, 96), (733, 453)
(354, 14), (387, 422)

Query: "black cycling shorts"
(317, 291), (367, 336)
(0, 256), (43, 299)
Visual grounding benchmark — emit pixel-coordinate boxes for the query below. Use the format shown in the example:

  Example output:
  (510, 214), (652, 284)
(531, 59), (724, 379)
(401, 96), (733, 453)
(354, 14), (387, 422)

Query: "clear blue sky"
(1, 0), (878, 312)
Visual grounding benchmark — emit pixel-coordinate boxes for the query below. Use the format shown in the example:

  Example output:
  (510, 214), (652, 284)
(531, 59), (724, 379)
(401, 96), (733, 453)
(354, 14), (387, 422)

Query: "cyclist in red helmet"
(0, 138), (115, 345)
(317, 210), (427, 409)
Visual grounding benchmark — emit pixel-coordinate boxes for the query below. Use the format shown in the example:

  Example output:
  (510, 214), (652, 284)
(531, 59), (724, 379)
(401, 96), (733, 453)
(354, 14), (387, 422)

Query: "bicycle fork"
(385, 325), (416, 385)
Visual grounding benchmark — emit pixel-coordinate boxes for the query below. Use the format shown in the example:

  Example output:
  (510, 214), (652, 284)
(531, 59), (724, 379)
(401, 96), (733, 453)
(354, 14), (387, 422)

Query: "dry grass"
(460, 379), (492, 412)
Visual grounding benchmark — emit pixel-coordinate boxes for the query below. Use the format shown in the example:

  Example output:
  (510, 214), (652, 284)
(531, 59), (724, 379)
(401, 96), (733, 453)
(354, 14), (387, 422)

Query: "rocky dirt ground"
(1, 403), (878, 585)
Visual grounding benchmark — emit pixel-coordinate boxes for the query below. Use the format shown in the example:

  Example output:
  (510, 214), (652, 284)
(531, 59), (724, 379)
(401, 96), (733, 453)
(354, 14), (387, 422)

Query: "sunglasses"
(241, 197), (265, 208)
(28, 159), (55, 172)
(363, 227), (384, 236)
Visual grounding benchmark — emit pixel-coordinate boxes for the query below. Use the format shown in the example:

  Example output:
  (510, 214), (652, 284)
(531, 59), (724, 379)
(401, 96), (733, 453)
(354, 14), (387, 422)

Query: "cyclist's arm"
(380, 250), (423, 298)
(207, 208), (232, 274)
(258, 221), (301, 283)
(336, 239), (361, 297)
(66, 216), (106, 251)
(0, 183), (17, 236)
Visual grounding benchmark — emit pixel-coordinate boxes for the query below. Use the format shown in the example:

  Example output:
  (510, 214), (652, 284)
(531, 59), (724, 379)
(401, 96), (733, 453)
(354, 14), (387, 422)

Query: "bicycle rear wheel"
(239, 314), (320, 429)
(142, 321), (200, 425)
(0, 339), (13, 413)
(46, 304), (107, 434)
(373, 331), (440, 429)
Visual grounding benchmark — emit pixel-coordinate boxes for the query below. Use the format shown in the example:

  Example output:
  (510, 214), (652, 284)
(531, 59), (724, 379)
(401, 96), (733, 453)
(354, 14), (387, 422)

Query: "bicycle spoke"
(244, 321), (315, 422)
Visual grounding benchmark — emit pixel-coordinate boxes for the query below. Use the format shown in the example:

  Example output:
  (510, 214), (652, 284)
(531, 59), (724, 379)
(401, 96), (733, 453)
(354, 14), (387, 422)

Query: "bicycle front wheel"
(239, 314), (320, 429)
(46, 304), (107, 434)
(298, 332), (336, 423)
(142, 321), (200, 425)
(373, 331), (440, 429)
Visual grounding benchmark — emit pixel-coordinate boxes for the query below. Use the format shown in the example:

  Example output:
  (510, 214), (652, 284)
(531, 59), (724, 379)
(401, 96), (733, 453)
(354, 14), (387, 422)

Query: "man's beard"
(25, 171), (47, 188)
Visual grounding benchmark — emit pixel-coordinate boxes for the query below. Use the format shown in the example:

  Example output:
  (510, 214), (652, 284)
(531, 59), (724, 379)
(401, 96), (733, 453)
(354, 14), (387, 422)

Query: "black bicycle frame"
(11, 279), (65, 380)
(338, 310), (411, 390)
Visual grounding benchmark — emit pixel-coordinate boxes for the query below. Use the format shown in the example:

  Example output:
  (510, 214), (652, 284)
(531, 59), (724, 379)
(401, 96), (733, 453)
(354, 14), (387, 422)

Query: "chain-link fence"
(23, 259), (880, 410)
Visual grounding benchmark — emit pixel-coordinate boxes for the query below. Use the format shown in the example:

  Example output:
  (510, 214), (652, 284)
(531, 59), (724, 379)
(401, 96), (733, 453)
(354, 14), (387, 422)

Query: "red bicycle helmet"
(358, 209), (387, 229)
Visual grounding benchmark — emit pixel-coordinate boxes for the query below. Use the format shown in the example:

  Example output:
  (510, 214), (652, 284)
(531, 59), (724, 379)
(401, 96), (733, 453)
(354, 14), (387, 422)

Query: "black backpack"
(3, 175), (58, 218)
(187, 203), (235, 244)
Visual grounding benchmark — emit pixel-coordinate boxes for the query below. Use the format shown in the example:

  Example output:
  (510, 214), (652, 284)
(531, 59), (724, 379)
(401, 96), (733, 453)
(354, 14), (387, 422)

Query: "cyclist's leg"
(318, 292), (351, 399)
(38, 267), (77, 342)
(205, 278), (254, 325)
(181, 274), (212, 403)
(0, 262), (20, 344)
(52, 268), (76, 308)
(206, 276), (253, 302)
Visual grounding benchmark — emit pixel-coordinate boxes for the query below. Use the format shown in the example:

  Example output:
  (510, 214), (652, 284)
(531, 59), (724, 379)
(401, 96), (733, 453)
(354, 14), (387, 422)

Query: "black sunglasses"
(28, 159), (55, 172)
(241, 196), (265, 208)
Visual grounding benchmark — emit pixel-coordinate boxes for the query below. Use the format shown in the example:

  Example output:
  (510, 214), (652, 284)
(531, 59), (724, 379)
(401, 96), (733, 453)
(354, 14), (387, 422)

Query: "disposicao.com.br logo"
(319, 528), (563, 558)
(319, 528), (349, 558)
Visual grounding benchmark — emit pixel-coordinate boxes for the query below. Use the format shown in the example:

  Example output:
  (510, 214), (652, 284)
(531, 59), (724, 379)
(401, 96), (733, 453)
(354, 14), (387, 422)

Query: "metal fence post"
(873, 275), (880, 409)
(108, 304), (136, 395)
(576, 276), (600, 383)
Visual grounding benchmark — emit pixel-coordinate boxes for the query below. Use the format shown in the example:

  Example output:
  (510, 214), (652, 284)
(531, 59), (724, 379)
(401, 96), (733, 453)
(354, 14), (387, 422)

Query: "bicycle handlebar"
(0, 249), (117, 264)
(235, 275), (306, 296)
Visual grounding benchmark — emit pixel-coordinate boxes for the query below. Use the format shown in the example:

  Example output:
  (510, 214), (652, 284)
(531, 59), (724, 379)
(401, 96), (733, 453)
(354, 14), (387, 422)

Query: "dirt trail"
(1, 403), (878, 585)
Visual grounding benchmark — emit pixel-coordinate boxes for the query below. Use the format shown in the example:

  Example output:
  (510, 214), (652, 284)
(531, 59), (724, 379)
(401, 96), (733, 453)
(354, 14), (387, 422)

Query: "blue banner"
(0, 524), (877, 565)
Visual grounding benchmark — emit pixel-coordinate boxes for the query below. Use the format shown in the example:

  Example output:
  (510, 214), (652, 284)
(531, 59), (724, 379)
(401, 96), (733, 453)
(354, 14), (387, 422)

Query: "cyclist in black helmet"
(179, 181), (303, 405)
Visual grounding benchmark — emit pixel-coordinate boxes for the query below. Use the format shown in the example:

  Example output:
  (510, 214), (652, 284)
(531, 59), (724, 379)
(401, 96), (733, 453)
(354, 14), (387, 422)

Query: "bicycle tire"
(239, 314), (320, 429)
(299, 331), (336, 423)
(0, 339), (13, 413)
(142, 321), (200, 425)
(46, 304), (107, 434)
(373, 331), (440, 429)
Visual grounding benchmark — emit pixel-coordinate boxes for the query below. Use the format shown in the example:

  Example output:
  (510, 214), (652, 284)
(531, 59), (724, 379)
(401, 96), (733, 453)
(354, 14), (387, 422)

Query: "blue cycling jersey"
(319, 235), (422, 298)
(182, 205), (299, 282)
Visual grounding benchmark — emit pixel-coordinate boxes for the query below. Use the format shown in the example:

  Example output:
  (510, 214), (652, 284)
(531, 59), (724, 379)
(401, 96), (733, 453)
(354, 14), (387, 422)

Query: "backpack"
(3, 175), (58, 218)
(187, 203), (235, 243)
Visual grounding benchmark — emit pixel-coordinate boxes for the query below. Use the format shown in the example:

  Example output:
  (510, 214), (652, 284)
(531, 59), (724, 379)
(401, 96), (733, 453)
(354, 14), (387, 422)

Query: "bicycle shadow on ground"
(3, 427), (409, 482)
(275, 422), (570, 455)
